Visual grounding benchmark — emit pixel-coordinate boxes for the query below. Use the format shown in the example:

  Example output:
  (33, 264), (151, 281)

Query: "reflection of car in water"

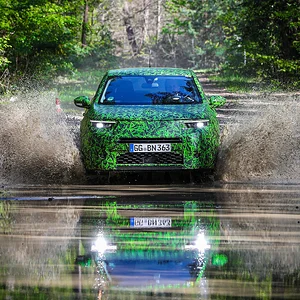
(76, 198), (226, 297)
(74, 68), (226, 179)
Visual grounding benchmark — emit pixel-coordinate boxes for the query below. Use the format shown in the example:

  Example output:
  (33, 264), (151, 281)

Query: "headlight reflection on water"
(185, 232), (210, 252)
(195, 232), (211, 252)
(91, 235), (108, 253)
(91, 235), (117, 253)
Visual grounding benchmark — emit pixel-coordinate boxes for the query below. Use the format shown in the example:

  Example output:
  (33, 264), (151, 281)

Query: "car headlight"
(183, 120), (209, 129)
(90, 120), (116, 129)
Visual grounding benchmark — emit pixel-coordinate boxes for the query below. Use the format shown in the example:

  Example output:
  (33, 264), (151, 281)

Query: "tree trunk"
(81, 0), (89, 47)
(156, 0), (161, 41)
(143, 0), (149, 44)
(123, 1), (139, 56)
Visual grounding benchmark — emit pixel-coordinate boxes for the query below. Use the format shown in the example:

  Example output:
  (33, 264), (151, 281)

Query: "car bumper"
(80, 120), (220, 171)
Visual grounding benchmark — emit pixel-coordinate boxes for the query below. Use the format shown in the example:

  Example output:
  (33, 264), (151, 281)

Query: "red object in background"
(55, 97), (62, 112)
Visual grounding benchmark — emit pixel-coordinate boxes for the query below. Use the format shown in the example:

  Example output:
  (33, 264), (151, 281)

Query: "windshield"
(98, 75), (202, 105)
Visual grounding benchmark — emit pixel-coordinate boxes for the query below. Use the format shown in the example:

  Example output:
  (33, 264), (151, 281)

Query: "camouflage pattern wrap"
(77, 68), (224, 172)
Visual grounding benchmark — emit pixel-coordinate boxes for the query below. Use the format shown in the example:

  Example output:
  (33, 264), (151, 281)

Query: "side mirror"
(208, 95), (226, 108)
(74, 96), (91, 108)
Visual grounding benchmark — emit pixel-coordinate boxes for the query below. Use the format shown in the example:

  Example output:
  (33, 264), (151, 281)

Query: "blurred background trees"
(0, 0), (299, 92)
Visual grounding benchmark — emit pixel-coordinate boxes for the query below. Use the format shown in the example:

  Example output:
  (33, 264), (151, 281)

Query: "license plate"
(130, 217), (172, 228)
(129, 143), (171, 152)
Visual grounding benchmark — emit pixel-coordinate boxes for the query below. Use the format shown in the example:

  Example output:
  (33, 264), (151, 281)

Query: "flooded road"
(1, 78), (299, 299)
(1, 183), (300, 299)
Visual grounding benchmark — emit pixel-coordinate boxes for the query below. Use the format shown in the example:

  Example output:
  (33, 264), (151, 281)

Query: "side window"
(94, 73), (108, 103)
(99, 78), (116, 103)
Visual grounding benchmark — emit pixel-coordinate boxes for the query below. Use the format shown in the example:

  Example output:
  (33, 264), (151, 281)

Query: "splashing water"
(0, 90), (85, 185)
(217, 94), (300, 184)
(1, 90), (299, 185)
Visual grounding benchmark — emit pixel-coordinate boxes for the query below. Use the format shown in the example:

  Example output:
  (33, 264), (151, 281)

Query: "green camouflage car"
(74, 68), (226, 175)
(76, 198), (225, 294)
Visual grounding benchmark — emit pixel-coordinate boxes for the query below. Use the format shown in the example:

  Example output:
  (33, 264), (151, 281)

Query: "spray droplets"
(217, 94), (300, 184)
(0, 90), (84, 185)
(1, 90), (299, 185)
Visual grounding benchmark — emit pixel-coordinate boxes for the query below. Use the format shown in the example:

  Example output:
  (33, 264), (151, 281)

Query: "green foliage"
(0, 36), (11, 68)
(0, 0), (82, 83)
(162, 0), (299, 86)
(0, 0), (117, 93)
(221, 0), (300, 85)
(161, 0), (226, 68)
(0, 0), (299, 91)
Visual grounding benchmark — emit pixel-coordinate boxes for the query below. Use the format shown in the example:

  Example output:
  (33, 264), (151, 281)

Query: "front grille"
(117, 152), (183, 165)
(118, 138), (182, 144)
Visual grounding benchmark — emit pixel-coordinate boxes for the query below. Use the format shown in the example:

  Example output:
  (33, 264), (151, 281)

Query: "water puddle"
(0, 188), (299, 299)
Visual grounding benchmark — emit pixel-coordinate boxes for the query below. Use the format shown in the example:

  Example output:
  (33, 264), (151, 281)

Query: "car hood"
(90, 103), (211, 121)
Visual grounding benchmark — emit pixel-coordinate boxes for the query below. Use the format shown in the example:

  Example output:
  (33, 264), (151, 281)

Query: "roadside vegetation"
(54, 69), (106, 103)
(0, 0), (299, 97)
(209, 73), (300, 93)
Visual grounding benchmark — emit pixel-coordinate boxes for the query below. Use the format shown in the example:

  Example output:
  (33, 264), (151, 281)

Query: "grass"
(53, 69), (106, 103)
(209, 73), (300, 92)
(209, 73), (260, 92)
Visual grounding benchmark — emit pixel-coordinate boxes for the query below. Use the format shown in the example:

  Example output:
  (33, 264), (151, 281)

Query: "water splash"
(217, 94), (300, 184)
(1, 90), (299, 185)
(0, 90), (85, 185)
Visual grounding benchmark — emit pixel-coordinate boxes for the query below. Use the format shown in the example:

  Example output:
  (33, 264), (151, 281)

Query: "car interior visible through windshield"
(99, 75), (202, 105)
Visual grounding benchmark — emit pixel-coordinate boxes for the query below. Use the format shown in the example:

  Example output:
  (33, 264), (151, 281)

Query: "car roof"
(107, 67), (194, 77)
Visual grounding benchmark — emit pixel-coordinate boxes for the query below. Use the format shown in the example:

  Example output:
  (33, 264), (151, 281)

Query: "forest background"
(0, 0), (299, 95)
